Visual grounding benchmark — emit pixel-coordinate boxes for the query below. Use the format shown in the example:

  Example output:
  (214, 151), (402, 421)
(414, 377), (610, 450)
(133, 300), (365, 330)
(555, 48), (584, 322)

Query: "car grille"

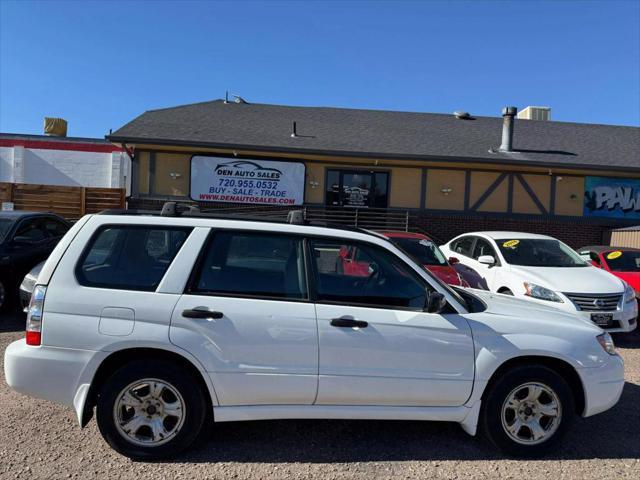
(564, 292), (621, 311)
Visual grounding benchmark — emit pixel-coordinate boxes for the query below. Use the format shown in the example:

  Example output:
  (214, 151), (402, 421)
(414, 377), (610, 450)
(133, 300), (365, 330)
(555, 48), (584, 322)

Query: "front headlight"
(623, 282), (636, 303)
(597, 332), (616, 355)
(523, 282), (563, 302)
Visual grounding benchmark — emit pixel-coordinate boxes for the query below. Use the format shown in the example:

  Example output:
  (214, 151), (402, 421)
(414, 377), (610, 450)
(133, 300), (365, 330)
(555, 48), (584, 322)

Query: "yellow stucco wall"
(390, 168), (422, 208)
(154, 152), (191, 196)
(513, 174), (551, 214)
(304, 163), (325, 204)
(425, 169), (465, 210)
(133, 145), (635, 220)
(470, 172), (509, 213)
(554, 176), (584, 216)
(137, 151), (150, 194)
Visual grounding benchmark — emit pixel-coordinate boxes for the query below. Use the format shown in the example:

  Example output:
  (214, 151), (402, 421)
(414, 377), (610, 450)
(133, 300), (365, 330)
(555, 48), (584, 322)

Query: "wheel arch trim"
(75, 344), (219, 428)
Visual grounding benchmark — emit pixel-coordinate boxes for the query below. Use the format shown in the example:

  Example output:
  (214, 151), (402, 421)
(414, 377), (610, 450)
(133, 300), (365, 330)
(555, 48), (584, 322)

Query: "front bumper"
(578, 353), (625, 417)
(573, 298), (638, 333)
(557, 297), (638, 333)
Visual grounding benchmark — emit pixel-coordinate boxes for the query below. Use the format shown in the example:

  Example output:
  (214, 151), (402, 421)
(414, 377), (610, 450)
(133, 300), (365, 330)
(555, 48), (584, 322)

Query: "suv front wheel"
(96, 359), (207, 459)
(480, 365), (575, 457)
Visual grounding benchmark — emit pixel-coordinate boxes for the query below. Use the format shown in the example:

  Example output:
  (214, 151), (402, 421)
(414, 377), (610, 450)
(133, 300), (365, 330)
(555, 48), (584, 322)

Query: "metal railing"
(198, 204), (419, 232)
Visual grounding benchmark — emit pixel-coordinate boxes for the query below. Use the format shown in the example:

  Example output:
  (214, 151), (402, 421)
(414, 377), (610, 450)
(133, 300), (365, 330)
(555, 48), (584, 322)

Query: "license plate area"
(591, 313), (614, 327)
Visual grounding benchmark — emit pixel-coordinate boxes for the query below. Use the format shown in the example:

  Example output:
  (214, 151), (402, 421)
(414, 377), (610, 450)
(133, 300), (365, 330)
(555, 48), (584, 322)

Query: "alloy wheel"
(113, 378), (186, 447)
(500, 382), (561, 445)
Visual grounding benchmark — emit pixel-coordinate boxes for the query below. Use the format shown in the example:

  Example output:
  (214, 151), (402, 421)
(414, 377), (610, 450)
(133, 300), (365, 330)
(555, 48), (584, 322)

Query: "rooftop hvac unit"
(44, 117), (68, 136)
(517, 106), (551, 121)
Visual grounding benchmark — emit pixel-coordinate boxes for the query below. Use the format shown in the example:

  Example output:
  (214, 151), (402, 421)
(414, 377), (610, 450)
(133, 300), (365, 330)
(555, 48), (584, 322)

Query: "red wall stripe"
(0, 138), (123, 153)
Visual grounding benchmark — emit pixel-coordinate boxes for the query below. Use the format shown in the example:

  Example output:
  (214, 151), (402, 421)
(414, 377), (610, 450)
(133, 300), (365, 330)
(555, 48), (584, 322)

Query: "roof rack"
(98, 202), (376, 236)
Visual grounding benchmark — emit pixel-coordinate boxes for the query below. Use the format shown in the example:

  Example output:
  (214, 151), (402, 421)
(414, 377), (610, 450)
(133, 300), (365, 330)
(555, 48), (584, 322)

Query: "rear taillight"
(26, 285), (46, 346)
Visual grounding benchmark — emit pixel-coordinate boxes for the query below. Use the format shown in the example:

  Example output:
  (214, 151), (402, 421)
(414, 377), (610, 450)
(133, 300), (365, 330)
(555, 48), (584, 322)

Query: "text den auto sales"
(217, 169), (281, 179)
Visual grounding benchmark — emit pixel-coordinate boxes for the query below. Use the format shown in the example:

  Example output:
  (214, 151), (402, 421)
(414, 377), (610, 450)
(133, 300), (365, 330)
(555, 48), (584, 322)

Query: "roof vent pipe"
(499, 106), (518, 152)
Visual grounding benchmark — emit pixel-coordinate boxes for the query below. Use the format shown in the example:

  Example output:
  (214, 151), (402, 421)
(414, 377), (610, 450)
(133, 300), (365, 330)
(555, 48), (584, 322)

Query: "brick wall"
(411, 212), (612, 248)
(128, 197), (615, 248)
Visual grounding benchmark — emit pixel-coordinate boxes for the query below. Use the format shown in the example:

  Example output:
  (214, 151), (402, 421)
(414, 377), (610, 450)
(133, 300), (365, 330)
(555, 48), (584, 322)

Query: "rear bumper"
(578, 354), (625, 417)
(4, 339), (103, 410)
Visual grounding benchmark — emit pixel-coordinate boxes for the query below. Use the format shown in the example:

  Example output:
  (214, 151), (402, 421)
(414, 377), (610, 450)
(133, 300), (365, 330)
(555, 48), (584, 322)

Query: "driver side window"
(310, 239), (428, 310)
(472, 238), (497, 261)
(14, 218), (47, 243)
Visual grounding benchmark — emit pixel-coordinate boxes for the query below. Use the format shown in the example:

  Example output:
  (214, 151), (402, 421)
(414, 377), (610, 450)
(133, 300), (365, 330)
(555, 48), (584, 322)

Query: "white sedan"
(440, 231), (637, 333)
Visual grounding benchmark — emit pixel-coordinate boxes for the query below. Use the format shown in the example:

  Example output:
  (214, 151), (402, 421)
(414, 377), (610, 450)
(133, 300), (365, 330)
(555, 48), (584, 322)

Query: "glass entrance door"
(325, 170), (389, 208)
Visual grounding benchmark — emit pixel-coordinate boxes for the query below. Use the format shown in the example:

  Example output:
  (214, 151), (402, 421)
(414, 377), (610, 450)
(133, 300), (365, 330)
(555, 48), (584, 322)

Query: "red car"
(337, 231), (467, 287)
(578, 246), (640, 296)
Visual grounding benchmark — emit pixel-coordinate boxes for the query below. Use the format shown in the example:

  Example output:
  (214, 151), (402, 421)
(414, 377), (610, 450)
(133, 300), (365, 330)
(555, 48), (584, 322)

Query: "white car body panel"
(315, 303), (474, 406)
(170, 295), (319, 405)
(440, 231), (637, 333)
(3, 215), (625, 439)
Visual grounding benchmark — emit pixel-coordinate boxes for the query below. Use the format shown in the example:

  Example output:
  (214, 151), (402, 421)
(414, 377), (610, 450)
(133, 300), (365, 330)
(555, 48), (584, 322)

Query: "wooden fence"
(0, 182), (126, 219)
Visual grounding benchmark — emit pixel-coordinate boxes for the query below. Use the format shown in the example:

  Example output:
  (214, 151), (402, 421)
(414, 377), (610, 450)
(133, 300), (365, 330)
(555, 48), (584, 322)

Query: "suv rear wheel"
(480, 365), (574, 457)
(96, 359), (207, 459)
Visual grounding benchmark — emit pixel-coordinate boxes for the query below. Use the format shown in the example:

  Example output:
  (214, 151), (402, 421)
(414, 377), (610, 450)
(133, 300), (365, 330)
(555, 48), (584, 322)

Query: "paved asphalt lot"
(1, 311), (639, 479)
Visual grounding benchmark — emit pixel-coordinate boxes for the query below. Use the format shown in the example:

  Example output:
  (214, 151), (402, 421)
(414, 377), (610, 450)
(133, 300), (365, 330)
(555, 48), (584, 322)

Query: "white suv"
(4, 209), (624, 459)
(440, 232), (637, 333)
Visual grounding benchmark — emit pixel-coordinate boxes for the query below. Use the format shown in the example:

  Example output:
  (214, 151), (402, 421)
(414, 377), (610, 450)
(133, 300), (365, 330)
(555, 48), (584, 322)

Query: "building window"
(324, 169), (389, 208)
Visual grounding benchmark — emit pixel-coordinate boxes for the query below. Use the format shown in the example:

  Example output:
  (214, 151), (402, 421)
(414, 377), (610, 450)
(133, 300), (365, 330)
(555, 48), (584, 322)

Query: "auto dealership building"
(107, 100), (640, 247)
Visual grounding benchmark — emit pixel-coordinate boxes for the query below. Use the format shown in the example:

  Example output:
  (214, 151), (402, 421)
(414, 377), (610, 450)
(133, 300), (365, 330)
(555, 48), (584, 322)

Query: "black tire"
(96, 359), (207, 460)
(480, 365), (574, 457)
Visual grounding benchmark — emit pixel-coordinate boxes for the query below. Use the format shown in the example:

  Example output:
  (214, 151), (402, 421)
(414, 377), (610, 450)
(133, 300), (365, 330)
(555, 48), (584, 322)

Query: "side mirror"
(448, 256), (460, 265)
(478, 255), (496, 266)
(425, 290), (447, 314)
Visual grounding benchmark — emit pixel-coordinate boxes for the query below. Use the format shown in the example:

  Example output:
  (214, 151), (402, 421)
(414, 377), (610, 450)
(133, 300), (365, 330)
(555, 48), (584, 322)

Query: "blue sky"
(1, 0), (639, 138)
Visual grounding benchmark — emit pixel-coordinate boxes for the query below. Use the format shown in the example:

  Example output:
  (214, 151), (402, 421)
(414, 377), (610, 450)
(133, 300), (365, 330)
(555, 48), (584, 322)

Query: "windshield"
(390, 237), (448, 266)
(0, 218), (14, 242)
(604, 250), (640, 272)
(496, 238), (588, 267)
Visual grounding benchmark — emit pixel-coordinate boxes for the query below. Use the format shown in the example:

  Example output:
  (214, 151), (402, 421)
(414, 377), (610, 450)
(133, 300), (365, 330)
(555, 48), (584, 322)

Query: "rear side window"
(76, 226), (191, 291)
(190, 231), (307, 300)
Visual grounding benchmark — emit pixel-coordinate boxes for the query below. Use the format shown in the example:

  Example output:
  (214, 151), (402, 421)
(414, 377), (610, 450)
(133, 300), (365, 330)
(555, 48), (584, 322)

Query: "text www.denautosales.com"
(198, 194), (296, 204)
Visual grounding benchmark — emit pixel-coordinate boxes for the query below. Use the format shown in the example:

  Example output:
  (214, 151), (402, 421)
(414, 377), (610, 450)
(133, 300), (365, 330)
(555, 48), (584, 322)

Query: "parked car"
(19, 261), (44, 312)
(440, 232), (637, 333)
(0, 211), (70, 311)
(339, 231), (468, 287)
(5, 210), (624, 459)
(577, 246), (640, 301)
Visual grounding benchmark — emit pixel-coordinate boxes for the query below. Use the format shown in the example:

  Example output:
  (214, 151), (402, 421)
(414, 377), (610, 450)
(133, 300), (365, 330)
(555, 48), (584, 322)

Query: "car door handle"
(182, 306), (224, 319)
(330, 318), (368, 328)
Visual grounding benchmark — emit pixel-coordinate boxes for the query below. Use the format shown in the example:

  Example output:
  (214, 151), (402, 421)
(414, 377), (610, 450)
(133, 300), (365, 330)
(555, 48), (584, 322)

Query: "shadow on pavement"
(0, 311), (25, 333)
(612, 328), (640, 349)
(170, 381), (640, 463)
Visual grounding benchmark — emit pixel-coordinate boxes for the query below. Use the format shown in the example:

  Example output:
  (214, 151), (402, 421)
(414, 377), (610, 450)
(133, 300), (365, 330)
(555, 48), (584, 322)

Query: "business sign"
(584, 176), (640, 219)
(190, 156), (305, 205)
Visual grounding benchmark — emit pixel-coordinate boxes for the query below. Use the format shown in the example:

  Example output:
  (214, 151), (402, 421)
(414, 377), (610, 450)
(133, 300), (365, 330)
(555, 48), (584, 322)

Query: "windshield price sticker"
(503, 240), (520, 249)
(607, 251), (623, 260)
